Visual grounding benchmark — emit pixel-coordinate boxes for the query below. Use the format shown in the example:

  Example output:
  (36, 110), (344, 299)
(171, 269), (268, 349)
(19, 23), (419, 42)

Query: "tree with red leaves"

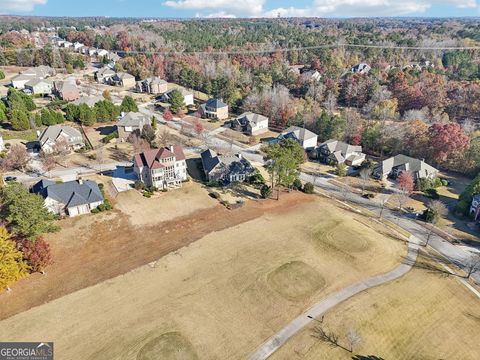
(397, 170), (414, 195)
(427, 123), (470, 165)
(349, 133), (362, 146)
(18, 237), (53, 274)
(193, 118), (205, 136)
(163, 109), (173, 121)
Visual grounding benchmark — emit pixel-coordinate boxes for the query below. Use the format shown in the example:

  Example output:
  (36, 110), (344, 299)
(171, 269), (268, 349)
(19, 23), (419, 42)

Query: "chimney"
(170, 145), (174, 153)
(236, 153), (242, 160)
(78, 178), (83, 185)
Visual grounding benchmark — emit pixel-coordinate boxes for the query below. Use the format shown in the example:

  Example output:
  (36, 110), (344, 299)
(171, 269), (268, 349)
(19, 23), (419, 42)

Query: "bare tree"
(52, 138), (71, 166)
(359, 167), (371, 195)
(40, 151), (57, 178)
(346, 328), (362, 353)
(96, 146), (105, 173)
(377, 193), (390, 220)
(464, 254), (480, 280)
(129, 133), (150, 154)
(312, 326), (342, 350)
(6, 145), (30, 171)
(340, 183), (352, 202)
(156, 128), (172, 148)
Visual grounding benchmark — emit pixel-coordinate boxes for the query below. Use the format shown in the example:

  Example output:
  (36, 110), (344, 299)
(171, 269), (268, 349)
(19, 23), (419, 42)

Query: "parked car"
(4, 176), (17, 182)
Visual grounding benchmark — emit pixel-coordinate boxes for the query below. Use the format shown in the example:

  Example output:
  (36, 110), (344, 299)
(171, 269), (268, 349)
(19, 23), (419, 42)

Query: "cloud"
(0, 0), (47, 13)
(163, 0), (265, 16)
(264, 0), (478, 17)
(197, 11), (237, 18)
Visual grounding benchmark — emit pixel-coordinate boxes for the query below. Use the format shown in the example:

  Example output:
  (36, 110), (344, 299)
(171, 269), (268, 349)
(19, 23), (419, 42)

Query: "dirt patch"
(268, 261), (326, 301)
(137, 332), (198, 360)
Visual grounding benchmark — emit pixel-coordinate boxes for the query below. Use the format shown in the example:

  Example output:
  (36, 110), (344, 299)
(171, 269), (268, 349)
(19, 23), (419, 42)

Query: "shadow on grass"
(352, 356), (385, 360)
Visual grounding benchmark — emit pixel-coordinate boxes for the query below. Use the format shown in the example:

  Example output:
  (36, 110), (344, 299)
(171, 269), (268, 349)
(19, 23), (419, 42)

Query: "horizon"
(0, 0), (479, 19)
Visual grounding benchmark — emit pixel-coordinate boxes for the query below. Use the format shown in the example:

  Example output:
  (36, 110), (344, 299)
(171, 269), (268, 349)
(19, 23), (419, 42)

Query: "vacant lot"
(271, 252), (480, 360)
(115, 182), (218, 226)
(0, 196), (405, 359)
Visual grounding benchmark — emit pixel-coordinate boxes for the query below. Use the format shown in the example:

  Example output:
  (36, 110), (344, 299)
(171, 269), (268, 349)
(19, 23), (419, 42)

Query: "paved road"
(249, 240), (420, 360)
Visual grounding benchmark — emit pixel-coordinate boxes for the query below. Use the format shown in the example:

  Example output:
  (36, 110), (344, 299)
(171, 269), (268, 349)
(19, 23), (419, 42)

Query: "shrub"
(206, 180), (220, 187)
(292, 178), (302, 191)
(362, 193), (375, 199)
(260, 185), (272, 199)
(303, 182), (314, 194)
(249, 172), (266, 185)
(422, 208), (438, 223)
(134, 180), (145, 190)
(18, 237), (53, 273)
(441, 179), (449, 186)
(209, 191), (220, 199)
(103, 131), (118, 144)
(424, 188), (439, 199)
(336, 163), (347, 177)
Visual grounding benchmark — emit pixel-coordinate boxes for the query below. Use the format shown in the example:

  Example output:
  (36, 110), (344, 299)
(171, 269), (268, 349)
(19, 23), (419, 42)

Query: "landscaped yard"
(0, 195), (405, 360)
(271, 251), (480, 360)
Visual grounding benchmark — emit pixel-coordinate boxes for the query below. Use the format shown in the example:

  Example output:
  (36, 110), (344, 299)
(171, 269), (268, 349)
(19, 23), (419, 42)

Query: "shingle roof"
(33, 179), (103, 207)
(134, 145), (186, 170)
(72, 95), (104, 107)
(205, 98), (227, 109)
(235, 112), (268, 127)
(281, 126), (318, 141)
(200, 149), (221, 174)
(374, 154), (438, 177)
(118, 112), (149, 127)
(320, 139), (363, 156)
(38, 125), (83, 147)
(200, 149), (253, 177)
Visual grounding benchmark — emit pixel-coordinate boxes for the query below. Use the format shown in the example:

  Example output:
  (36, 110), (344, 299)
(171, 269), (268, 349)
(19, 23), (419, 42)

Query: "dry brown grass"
(271, 252), (480, 360)
(0, 197), (405, 360)
(115, 182), (218, 226)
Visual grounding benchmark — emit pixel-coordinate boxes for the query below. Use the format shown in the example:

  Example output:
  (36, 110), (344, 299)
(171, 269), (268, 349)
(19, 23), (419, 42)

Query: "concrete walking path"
(248, 240), (420, 360)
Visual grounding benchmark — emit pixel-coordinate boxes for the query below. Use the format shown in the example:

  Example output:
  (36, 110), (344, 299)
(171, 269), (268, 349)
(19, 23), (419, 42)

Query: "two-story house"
(117, 112), (149, 141)
(38, 125), (85, 153)
(198, 99), (229, 120)
(136, 77), (168, 94)
(201, 149), (255, 183)
(315, 139), (366, 166)
(231, 112), (269, 136)
(133, 145), (188, 190)
(280, 126), (318, 150)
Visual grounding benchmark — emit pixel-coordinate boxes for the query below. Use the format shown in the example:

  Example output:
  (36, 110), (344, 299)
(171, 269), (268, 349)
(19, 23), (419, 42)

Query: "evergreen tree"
(168, 89), (185, 114)
(120, 96), (138, 113)
(9, 109), (30, 130)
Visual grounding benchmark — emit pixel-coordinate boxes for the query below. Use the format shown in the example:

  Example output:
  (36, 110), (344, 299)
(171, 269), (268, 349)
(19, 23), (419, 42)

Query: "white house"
(161, 88), (194, 106)
(133, 145), (188, 189)
(38, 125), (85, 153)
(32, 179), (104, 217)
(232, 112), (269, 136)
(280, 126), (318, 150)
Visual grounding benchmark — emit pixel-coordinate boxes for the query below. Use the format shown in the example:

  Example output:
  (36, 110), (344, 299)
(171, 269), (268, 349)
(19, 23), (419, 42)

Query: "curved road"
(248, 240), (420, 360)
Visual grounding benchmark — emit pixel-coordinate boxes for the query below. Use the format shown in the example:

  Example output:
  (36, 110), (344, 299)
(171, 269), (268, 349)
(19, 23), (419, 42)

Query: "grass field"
(0, 197), (405, 360)
(271, 252), (480, 360)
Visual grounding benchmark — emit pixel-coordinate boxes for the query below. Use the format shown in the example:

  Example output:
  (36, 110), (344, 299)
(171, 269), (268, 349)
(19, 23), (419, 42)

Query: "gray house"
(136, 77), (168, 94)
(315, 139), (365, 166)
(232, 112), (269, 136)
(32, 179), (104, 217)
(373, 154), (438, 181)
(201, 149), (255, 183)
(38, 125), (85, 153)
(117, 112), (149, 141)
(24, 78), (53, 95)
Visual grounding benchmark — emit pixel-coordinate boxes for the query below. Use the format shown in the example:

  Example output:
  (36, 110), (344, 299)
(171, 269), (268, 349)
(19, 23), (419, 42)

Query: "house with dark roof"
(280, 126), (318, 150)
(198, 98), (229, 120)
(32, 179), (104, 217)
(117, 112), (149, 141)
(315, 139), (366, 166)
(201, 149), (255, 183)
(231, 112), (269, 136)
(373, 154), (438, 181)
(469, 194), (480, 222)
(110, 72), (136, 88)
(133, 145), (187, 189)
(38, 125), (85, 153)
(95, 66), (116, 84)
(351, 63), (371, 74)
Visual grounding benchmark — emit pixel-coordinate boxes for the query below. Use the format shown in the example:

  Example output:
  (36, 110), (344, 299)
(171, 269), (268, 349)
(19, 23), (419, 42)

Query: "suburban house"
(351, 63), (371, 74)
(95, 67), (116, 83)
(107, 52), (121, 63)
(54, 80), (80, 101)
(38, 125), (85, 153)
(32, 179), (104, 217)
(96, 49), (109, 58)
(469, 194), (480, 221)
(231, 112), (269, 136)
(198, 99), (229, 120)
(24, 78), (53, 95)
(373, 154), (438, 181)
(133, 145), (188, 190)
(74, 42), (85, 51)
(315, 139), (366, 166)
(110, 72), (136, 88)
(201, 149), (255, 183)
(161, 88), (194, 106)
(136, 77), (168, 94)
(72, 95), (104, 107)
(11, 65), (55, 89)
(280, 126), (318, 150)
(117, 112), (149, 141)
(300, 70), (322, 82)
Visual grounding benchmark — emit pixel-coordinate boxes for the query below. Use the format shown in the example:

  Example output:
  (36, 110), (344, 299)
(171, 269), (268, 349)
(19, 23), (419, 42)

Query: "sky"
(0, 0), (479, 18)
